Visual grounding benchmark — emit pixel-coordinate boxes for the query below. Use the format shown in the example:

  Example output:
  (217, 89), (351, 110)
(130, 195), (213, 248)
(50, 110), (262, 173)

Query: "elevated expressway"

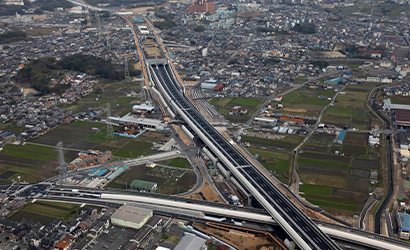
(149, 63), (339, 249)
(127, 13), (339, 249)
(41, 188), (410, 250)
(125, 15), (401, 250)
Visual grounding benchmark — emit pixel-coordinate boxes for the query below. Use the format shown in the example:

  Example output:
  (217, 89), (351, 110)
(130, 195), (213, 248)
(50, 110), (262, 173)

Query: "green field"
(230, 98), (261, 106)
(242, 135), (300, 151)
(113, 141), (153, 158)
(330, 2), (408, 19)
(0, 143), (79, 182)
(248, 148), (289, 160)
(8, 201), (82, 224)
(247, 147), (291, 183)
(342, 144), (368, 156)
(390, 95), (410, 105)
(75, 120), (106, 128)
(302, 193), (359, 212)
(167, 157), (190, 168)
(277, 87), (335, 116)
(299, 184), (333, 196)
(298, 157), (350, 169)
(105, 165), (197, 195)
(275, 159), (290, 172)
(324, 106), (356, 117)
(210, 97), (263, 124)
(299, 173), (347, 188)
(59, 80), (141, 116)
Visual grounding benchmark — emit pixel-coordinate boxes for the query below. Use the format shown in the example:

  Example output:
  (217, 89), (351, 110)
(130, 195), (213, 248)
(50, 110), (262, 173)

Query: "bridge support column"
(284, 239), (296, 250)
(247, 194), (252, 207)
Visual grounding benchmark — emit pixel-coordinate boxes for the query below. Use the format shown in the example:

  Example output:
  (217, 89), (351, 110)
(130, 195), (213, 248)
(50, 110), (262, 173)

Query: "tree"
(193, 25), (205, 32)
(292, 23), (316, 34)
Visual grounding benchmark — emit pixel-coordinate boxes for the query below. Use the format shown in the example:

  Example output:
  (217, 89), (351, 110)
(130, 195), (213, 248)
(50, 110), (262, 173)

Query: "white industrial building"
(108, 114), (162, 131)
(110, 205), (153, 230)
(173, 234), (207, 250)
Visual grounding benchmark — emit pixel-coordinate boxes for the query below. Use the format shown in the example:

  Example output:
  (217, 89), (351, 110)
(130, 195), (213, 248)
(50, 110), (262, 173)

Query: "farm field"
(5, 121), (169, 182)
(331, 2), (408, 19)
(106, 165), (196, 195)
(297, 130), (382, 215)
(210, 97), (264, 124)
(8, 201), (82, 225)
(29, 121), (106, 150)
(29, 121), (169, 159)
(0, 143), (78, 183)
(247, 147), (291, 184)
(321, 83), (378, 129)
(242, 133), (304, 183)
(59, 80), (141, 117)
(166, 157), (190, 168)
(242, 134), (304, 151)
(389, 95), (410, 105)
(273, 87), (334, 116)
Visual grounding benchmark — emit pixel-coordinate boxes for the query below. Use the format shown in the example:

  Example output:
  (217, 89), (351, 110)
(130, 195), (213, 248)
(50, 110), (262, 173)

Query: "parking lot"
(90, 226), (138, 250)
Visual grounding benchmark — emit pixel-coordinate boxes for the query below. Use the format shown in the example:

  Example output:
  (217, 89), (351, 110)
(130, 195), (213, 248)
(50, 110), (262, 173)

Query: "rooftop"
(111, 205), (152, 224)
(174, 234), (207, 250)
(109, 114), (161, 127)
(399, 213), (410, 231)
(133, 104), (155, 111)
(130, 179), (157, 189)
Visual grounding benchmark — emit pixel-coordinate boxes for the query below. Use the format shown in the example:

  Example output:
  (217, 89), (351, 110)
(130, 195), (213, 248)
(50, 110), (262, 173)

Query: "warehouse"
(130, 180), (158, 192)
(108, 114), (162, 131)
(396, 109), (410, 127)
(133, 104), (155, 114)
(110, 205), (153, 230)
(174, 234), (207, 250)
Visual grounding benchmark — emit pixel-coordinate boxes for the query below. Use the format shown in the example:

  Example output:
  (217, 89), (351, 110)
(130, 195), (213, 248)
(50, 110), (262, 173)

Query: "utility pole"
(86, 5), (92, 29)
(106, 102), (114, 139)
(125, 55), (130, 78)
(57, 141), (67, 185)
(97, 13), (101, 38)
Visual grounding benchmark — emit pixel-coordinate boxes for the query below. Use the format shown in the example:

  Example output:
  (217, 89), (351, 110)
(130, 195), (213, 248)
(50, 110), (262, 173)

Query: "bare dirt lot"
(351, 159), (379, 170)
(30, 123), (98, 149)
(187, 183), (224, 203)
(282, 107), (307, 113)
(331, 188), (368, 202)
(194, 223), (278, 250)
(314, 51), (346, 58)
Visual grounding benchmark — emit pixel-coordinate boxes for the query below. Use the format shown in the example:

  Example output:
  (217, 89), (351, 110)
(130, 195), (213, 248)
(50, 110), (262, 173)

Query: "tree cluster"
(37, 0), (73, 11)
(16, 54), (123, 93)
(0, 30), (27, 44)
(257, 27), (274, 33)
(193, 25), (205, 32)
(310, 60), (329, 69)
(292, 23), (316, 34)
(0, 4), (25, 16)
(153, 13), (177, 30)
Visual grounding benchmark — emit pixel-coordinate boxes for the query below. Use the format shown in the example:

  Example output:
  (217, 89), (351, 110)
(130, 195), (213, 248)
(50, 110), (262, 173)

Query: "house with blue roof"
(398, 213), (410, 239)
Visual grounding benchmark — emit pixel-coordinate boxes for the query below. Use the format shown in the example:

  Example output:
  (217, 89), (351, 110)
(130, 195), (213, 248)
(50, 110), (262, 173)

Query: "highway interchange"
(150, 55), (339, 249)
(2, 8), (408, 250)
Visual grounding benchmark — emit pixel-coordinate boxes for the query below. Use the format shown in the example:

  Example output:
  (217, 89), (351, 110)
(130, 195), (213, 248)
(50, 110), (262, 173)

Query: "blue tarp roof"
(95, 169), (107, 177)
(338, 130), (347, 142)
(107, 168), (125, 180)
(399, 213), (410, 231)
(325, 77), (344, 84)
(89, 169), (99, 175)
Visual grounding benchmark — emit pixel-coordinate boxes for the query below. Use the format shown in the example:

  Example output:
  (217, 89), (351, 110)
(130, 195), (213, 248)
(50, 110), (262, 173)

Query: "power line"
(57, 141), (67, 185)
(125, 55), (130, 78)
(106, 102), (114, 139)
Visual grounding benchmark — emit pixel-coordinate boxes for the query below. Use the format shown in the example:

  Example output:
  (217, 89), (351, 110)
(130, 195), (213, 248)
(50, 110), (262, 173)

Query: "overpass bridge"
(126, 13), (339, 250)
(120, 13), (405, 250)
(40, 188), (410, 250)
(150, 62), (340, 250)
